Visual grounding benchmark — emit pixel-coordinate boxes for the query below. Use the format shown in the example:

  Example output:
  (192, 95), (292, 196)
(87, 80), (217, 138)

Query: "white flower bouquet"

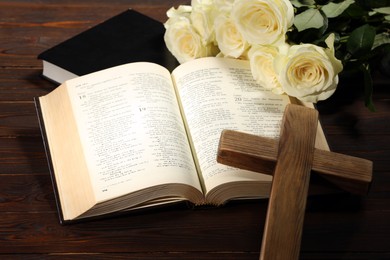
(164, 0), (390, 110)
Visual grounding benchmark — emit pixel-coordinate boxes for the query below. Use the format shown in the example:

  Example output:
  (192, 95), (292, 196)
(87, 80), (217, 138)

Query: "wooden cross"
(217, 104), (373, 260)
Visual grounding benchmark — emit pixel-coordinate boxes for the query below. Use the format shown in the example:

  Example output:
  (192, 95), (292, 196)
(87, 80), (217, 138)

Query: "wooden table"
(1, 0), (389, 259)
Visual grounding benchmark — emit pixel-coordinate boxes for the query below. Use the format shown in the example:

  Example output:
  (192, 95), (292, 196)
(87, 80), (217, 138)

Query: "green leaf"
(373, 33), (390, 49)
(294, 9), (324, 32)
(346, 24), (376, 58)
(290, 0), (316, 8)
(372, 7), (390, 15)
(360, 63), (375, 112)
(344, 3), (367, 18)
(322, 0), (355, 18)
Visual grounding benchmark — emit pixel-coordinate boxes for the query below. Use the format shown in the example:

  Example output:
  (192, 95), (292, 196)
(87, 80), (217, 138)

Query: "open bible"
(35, 57), (328, 223)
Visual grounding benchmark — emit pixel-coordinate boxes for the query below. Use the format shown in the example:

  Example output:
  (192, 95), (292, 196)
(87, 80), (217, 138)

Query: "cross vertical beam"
(260, 105), (318, 260)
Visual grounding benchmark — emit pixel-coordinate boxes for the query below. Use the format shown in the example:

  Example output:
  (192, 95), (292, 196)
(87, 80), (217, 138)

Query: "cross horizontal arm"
(217, 129), (372, 194)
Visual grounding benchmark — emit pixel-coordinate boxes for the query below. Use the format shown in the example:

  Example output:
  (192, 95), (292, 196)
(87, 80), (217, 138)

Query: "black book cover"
(38, 9), (178, 84)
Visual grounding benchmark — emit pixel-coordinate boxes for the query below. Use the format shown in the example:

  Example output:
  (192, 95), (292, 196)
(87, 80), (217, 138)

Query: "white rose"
(191, 0), (213, 8)
(213, 0), (235, 13)
(164, 18), (213, 64)
(165, 5), (192, 27)
(231, 0), (294, 45)
(324, 33), (343, 77)
(190, 0), (217, 44)
(275, 37), (343, 102)
(214, 14), (249, 58)
(248, 44), (284, 94)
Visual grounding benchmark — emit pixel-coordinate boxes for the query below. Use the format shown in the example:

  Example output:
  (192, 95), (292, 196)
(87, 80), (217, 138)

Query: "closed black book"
(38, 9), (178, 84)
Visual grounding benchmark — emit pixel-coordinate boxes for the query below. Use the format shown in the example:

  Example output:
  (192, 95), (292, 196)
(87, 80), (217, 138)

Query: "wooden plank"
(217, 130), (372, 194)
(260, 105), (318, 260)
(0, 69), (55, 101)
(0, 174), (54, 212)
(0, 103), (40, 137)
(0, 137), (48, 174)
(0, 0), (186, 26)
(0, 209), (389, 254)
(301, 210), (390, 252)
(0, 252), (390, 260)
(0, 253), (259, 260)
(0, 205), (265, 254)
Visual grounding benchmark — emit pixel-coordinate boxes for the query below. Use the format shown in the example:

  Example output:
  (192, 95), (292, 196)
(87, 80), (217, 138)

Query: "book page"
(39, 85), (96, 221)
(172, 57), (290, 196)
(65, 63), (202, 202)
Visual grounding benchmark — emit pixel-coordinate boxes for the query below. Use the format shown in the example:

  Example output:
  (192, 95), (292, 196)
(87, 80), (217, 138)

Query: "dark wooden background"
(1, 0), (389, 259)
